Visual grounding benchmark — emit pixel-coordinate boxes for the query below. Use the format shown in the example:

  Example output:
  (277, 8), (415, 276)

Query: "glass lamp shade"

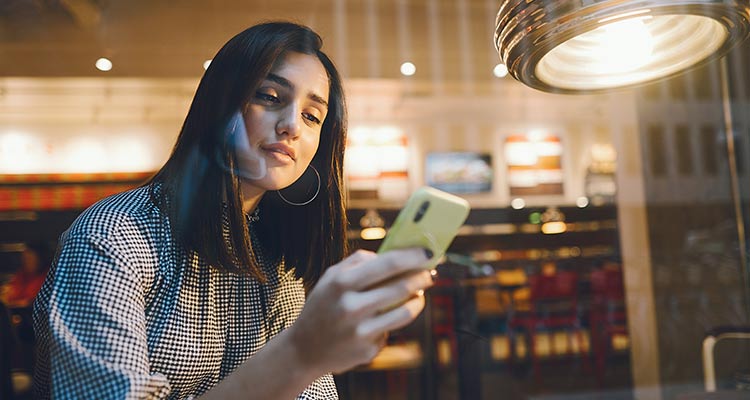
(495, 0), (750, 93)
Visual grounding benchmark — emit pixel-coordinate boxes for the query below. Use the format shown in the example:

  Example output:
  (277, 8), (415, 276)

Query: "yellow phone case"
(377, 186), (470, 269)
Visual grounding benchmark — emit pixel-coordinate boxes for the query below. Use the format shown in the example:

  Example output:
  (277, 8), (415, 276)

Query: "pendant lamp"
(495, 1), (750, 93)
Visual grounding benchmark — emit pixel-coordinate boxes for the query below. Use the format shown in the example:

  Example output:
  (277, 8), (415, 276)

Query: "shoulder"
(52, 185), (168, 286)
(65, 185), (163, 246)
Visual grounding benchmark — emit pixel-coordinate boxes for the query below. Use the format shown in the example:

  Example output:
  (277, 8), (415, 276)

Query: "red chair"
(431, 276), (458, 368)
(508, 270), (587, 380)
(589, 266), (628, 386)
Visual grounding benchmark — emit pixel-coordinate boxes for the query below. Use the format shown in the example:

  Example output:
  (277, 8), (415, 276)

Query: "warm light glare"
(591, 144), (617, 163)
(595, 18), (654, 73)
(64, 138), (108, 172)
(576, 197), (590, 208)
(361, 227), (387, 240)
(110, 137), (158, 172)
(534, 14), (728, 91)
(203, 59), (212, 70)
(0, 133), (37, 172)
(511, 198), (526, 209)
(541, 221), (567, 235)
(504, 142), (538, 166)
(541, 17), (655, 79)
(345, 126), (408, 177)
(95, 57), (113, 72)
(493, 63), (508, 78)
(0, 130), (163, 173)
(400, 62), (416, 76)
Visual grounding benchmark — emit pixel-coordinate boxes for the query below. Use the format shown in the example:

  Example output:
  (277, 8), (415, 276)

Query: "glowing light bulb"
(361, 227), (387, 240)
(493, 63), (508, 78)
(400, 62), (416, 76)
(511, 198), (526, 209)
(541, 221), (567, 234)
(95, 57), (113, 72)
(589, 17), (655, 74)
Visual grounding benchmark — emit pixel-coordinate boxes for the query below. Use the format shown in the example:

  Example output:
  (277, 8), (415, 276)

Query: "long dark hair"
(147, 22), (348, 288)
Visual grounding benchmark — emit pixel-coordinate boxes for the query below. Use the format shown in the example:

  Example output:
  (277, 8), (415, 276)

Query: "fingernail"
(430, 269), (438, 279)
(423, 248), (433, 259)
(417, 289), (425, 297)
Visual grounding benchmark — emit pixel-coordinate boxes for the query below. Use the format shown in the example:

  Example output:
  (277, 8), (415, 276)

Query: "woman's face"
(237, 51), (330, 196)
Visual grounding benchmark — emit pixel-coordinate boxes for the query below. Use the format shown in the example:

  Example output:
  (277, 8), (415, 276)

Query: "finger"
(338, 248), (431, 291)
(327, 249), (376, 274)
(337, 269), (432, 319)
(357, 293), (426, 337)
(354, 270), (434, 316)
(376, 332), (388, 349)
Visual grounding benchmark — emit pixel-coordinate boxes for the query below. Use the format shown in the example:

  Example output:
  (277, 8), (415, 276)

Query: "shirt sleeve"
(39, 231), (171, 399)
(297, 373), (339, 399)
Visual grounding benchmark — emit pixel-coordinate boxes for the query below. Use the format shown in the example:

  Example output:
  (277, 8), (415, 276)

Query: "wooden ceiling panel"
(0, 0), (503, 82)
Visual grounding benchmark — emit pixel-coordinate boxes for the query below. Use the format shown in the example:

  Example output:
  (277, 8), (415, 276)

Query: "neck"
(240, 180), (265, 214)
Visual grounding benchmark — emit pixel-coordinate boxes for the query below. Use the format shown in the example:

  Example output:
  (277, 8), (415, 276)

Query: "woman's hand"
(288, 248), (434, 375)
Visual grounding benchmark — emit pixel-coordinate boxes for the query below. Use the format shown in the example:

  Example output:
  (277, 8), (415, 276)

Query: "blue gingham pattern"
(33, 185), (338, 399)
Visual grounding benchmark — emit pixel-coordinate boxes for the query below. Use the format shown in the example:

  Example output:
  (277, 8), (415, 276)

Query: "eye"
(302, 112), (322, 125)
(255, 91), (280, 104)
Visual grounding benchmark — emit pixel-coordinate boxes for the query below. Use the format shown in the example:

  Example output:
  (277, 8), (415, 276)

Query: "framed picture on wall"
(425, 152), (492, 194)
(504, 134), (564, 196)
(344, 127), (409, 201)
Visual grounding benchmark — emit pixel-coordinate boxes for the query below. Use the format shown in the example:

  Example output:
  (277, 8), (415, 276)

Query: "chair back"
(590, 267), (624, 302)
(590, 266), (627, 326)
(529, 270), (578, 300)
(528, 270), (579, 314)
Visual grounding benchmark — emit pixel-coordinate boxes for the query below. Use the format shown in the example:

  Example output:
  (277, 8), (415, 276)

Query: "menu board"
(344, 127), (409, 201)
(504, 134), (564, 196)
(425, 152), (492, 194)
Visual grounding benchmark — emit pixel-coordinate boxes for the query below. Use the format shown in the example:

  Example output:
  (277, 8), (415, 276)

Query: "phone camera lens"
(413, 201), (430, 222)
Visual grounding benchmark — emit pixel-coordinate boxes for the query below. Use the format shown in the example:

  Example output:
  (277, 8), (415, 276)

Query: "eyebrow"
(266, 73), (329, 109)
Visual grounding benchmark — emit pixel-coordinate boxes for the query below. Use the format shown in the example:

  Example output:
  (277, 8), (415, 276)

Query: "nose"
(275, 103), (301, 139)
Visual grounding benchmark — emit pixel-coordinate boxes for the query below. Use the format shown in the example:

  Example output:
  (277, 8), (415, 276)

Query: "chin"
(240, 165), (305, 191)
(260, 177), (299, 191)
(238, 176), (284, 195)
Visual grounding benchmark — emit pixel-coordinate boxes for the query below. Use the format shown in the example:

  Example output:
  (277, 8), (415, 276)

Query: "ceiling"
(0, 0), (505, 81)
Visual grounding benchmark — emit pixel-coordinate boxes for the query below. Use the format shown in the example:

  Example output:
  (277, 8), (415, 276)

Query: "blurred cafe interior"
(1, 1), (750, 399)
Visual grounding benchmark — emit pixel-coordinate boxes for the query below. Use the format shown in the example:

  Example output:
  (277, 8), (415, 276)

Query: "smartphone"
(377, 186), (470, 269)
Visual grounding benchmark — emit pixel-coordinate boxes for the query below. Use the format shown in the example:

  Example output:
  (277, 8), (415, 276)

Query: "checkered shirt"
(32, 185), (338, 399)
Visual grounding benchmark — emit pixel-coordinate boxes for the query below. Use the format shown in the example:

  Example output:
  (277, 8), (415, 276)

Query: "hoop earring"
(277, 165), (321, 206)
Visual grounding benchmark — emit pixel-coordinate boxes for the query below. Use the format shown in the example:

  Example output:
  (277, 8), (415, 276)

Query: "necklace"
(245, 207), (260, 223)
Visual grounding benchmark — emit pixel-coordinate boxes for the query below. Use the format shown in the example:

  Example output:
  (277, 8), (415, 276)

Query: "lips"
(261, 142), (296, 161)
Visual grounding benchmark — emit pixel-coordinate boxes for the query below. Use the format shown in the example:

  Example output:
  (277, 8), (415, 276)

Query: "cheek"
(302, 134), (321, 163)
(242, 108), (270, 142)
(242, 119), (260, 143)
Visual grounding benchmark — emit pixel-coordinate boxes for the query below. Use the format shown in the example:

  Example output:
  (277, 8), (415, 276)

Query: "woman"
(33, 22), (434, 399)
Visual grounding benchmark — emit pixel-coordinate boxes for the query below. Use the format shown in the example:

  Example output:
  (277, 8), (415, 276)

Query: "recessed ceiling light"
(493, 63), (508, 78)
(95, 57), (113, 72)
(400, 62), (416, 76)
